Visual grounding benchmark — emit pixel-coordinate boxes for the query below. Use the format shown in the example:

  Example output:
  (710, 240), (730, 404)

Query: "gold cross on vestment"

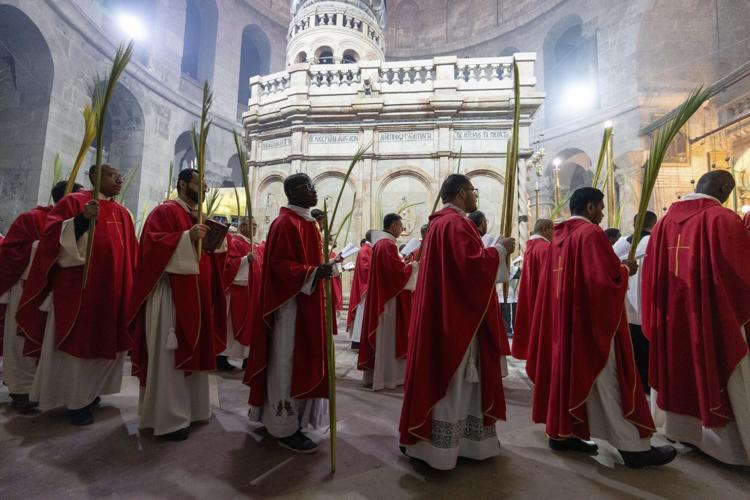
(552, 256), (564, 298)
(667, 233), (690, 277)
(106, 211), (124, 247)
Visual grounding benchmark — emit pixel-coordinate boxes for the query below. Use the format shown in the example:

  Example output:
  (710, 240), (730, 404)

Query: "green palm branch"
(232, 130), (253, 239)
(84, 41), (133, 287)
(192, 81), (214, 258)
(592, 125), (613, 189)
(115, 164), (139, 204)
(628, 86), (712, 260)
(204, 186), (222, 218)
(66, 103), (99, 195)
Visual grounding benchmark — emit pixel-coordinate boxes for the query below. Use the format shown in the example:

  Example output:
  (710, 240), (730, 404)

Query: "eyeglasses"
(462, 187), (479, 196)
(291, 183), (315, 191)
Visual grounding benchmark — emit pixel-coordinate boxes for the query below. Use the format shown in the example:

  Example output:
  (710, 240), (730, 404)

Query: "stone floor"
(1, 324), (750, 499)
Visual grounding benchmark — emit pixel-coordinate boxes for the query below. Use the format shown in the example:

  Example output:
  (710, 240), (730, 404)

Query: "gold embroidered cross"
(552, 256), (564, 298)
(107, 211), (124, 247)
(667, 233), (690, 277)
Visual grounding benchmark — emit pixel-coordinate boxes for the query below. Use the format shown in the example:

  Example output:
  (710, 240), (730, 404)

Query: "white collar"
(679, 192), (720, 203)
(529, 234), (550, 242)
(443, 202), (466, 215)
(370, 230), (396, 246)
(285, 204), (315, 221)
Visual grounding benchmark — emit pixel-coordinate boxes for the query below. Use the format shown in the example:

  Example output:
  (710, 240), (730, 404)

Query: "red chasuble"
(744, 211), (750, 230)
(129, 200), (227, 385)
(0, 206), (52, 355)
(511, 237), (550, 360)
(244, 207), (328, 406)
(642, 197), (750, 427)
(329, 251), (343, 311)
(223, 234), (262, 346)
(538, 218), (653, 441)
(357, 235), (413, 371)
(346, 243), (372, 330)
(17, 191), (136, 359)
(399, 207), (509, 446)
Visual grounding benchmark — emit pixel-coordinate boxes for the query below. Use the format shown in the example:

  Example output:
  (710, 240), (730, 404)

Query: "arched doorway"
(466, 169), (505, 236)
(377, 170), (432, 243)
(237, 25), (270, 107)
(181, 0), (218, 83)
(0, 5), (54, 225)
(547, 148), (593, 215)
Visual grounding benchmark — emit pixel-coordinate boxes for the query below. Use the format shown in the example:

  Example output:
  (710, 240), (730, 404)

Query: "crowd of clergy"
(0, 162), (748, 472)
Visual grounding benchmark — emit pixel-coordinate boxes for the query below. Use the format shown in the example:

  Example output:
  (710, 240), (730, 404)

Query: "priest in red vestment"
(346, 232), (372, 349)
(245, 173), (333, 453)
(358, 213), (416, 390)
(399, 174), (515, 470)
(0, 181), (82, 413)
(642, 170), (750, 466)
(511, 218), (552, 361)
(129, 168), (227, 441)
(534, 187), (675, 468)
(17, 166), (136, 426)
(220, 216), (261, 367)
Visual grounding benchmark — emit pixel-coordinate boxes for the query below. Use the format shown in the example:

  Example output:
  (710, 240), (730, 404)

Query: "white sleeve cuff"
(165, 231), (200, 275)
(57, 217), (86, 268)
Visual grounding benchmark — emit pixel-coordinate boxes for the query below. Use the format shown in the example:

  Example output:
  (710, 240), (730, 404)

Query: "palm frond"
(500, 59), (521, 238)
(49, 154), (64, 204)
(322, 198), (337, 474)
(232, 130), (253, 232)
(550, 192), (573, 220)
(204, 186), (222, 218)
(166, 160), (174, 200)
(193, 81), (214, 258)
(233, 187), (241, 223)
(84, 41), (133, 287)
(328, 143), (370, 234)
(116, 164), (139, 204)
(592, 126), (613, 189)
(66, 103), (98, 195)
(332, 193), (357, 247)
(628, 86), (711, 260)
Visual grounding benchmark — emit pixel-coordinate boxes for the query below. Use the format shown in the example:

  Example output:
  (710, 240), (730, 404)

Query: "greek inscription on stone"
(261, 137), (291, 149)
(379, 131), (433, 142)
(308, 134), (359, 144)
(454, 130), (510, 140)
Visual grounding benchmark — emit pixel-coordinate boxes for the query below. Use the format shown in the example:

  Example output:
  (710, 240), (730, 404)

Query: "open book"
(203, 219), (229, 252)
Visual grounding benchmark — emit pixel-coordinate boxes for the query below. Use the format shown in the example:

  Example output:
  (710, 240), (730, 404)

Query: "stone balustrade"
(288, 10), (375, 43)
(246, 54), (538, 112)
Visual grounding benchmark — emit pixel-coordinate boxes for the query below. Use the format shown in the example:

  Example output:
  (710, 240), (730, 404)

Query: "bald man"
(642, 170), (750, 466)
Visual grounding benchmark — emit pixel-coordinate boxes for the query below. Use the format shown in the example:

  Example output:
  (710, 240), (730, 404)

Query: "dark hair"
(360, 238), (367, 245)
(383, 213), (401, 230)
(283, 173), (311, 195)
(420, 223), (428, 237)
(467, 210), (486, 228)
(177, 168), (198, 188)
(365, 229), (373, 242)
(604, 228), (621, 239)
(642, 210), (657, 229)
(439, 174), (471, 203)
(569, 187), (604, 215)
(311, 208), (325, 220)
(51, 180), (82, 203)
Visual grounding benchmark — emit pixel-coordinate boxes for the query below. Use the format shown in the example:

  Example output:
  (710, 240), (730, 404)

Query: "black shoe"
(163, 427), (190, 441)
(241, 358), (248, 370)
(549, 437), (599, 453)
(619, 445), (677, 468)
(9, 394), (38, 414)
(216, 356), (236, 372)
(86, 396), (101, 410)
(278, 430), (318, 454)
(350, 342), (360, 351)
(68, 406), (94, 426)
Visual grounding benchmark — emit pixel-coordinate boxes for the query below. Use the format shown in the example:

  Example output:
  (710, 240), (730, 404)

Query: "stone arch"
(181, 0), (218, 83)
(466, 168), (505, 234)
(315, 45), (335, 64)
(342, 49), (359, 64)
(173, 130), (212, 171)
(312, 170), (358, 247)
(89, 82), (145, 211)
(226, 153), (243, 187)
(376, 168), (433, 240)
(547, 147), (593, 198)
(543, 15), (599, 124)
(395, 0), (420, 49)
(294, 50), (308, 64)
(237, 25), (271, 106)
(0, 4), (54, 224)
(256, 172), (286, 239)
